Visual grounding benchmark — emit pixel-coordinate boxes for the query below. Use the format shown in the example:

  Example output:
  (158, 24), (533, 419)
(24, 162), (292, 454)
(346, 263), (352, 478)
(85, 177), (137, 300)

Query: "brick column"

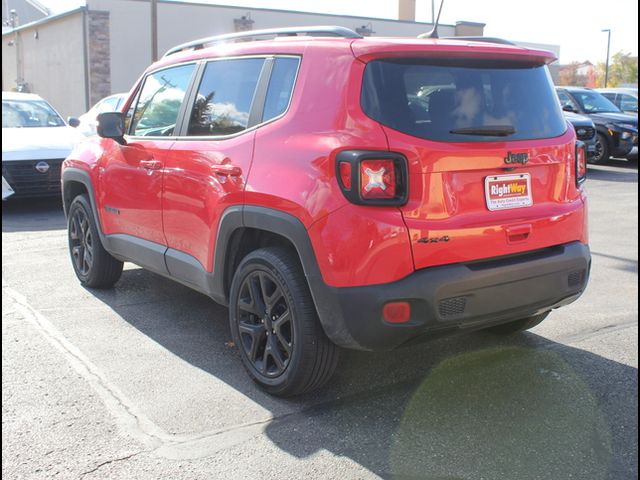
(87, 10), (111, 107)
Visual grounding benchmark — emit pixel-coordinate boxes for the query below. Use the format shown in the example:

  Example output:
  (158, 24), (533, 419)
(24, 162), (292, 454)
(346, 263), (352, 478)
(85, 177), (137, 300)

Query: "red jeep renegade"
(62, 26), (590, 396)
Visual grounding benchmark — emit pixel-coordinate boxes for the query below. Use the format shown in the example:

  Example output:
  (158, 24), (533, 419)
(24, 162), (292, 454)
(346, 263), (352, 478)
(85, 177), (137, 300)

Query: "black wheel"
(229, 247), (338, 396)
(486, 312), (550, 335)
(67, 194), (123, 288)
(592, 133), (610, 164)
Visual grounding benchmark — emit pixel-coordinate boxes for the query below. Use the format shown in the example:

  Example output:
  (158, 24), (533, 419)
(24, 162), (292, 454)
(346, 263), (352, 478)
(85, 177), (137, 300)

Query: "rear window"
(362, 59), (567, 142)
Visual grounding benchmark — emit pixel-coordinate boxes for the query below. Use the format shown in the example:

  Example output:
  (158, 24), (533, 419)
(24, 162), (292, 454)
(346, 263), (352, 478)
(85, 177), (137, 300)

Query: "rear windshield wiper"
(450, 125), (516, 136)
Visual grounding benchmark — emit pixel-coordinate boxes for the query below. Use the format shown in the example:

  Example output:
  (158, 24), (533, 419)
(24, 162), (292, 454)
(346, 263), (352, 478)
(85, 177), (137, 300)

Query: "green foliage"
(596, 51), (638, 87)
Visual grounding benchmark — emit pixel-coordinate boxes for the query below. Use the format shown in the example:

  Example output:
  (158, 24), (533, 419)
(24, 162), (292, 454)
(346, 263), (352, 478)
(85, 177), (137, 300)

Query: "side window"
(187, 58), (264, 136)
(97, 96), (120, 113)
(600, 92), (616, 104)
(131, 64), (195, 137)
(619, 94), (638, 113)
(558, 91), (578, 110)
(263, 57), (299, 122)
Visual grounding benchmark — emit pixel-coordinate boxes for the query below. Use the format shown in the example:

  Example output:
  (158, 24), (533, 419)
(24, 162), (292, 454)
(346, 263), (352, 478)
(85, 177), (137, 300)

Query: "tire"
(592, 133), (610, 164)
(67, 194), (123, 288)
(485, 312), (550, 335)
(229, 247), (339, 396)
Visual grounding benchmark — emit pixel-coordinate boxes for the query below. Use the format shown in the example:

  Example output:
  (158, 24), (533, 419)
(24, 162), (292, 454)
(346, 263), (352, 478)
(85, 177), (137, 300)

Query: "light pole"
(602, 29), (611, 87)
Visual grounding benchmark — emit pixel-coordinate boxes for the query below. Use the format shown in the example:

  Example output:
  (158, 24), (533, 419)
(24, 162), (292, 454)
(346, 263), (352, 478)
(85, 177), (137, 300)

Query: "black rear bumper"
(311, 242), (590, 351)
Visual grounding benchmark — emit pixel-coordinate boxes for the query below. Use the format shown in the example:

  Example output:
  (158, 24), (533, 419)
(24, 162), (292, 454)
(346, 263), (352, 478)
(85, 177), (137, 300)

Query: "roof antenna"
(418, 0), (445, 39)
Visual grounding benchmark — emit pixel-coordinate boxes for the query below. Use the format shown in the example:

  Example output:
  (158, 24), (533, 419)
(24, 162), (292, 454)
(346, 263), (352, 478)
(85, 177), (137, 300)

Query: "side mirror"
(562, 104), (576, 113)
(67, 116), (80, 128)
(97, 112), (126, 145)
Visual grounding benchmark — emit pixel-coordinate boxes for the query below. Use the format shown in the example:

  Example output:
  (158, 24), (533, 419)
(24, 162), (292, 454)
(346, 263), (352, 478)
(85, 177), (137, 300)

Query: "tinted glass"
(263, 57), (299, 122)
(2, 99), (65, 128)
(558, 91), (578, 110)
(619, 94), (638, 112)
(570, 90), (620, 114)
(188, 58), (264, 136)
(131, 64), (195, 137)
(599, 92), (616, 102)
(362, 60), (567, 142)
(98, 96), (120, 113)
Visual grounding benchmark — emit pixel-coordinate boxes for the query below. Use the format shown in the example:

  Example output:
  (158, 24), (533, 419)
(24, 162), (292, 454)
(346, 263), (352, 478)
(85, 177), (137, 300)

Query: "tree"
(595, 51), (638, 87)
(558, 62), (589, 87)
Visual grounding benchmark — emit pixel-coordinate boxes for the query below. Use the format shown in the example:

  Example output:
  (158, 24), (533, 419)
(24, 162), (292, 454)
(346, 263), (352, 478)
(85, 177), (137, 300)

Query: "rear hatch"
(359, 51), (585, 270)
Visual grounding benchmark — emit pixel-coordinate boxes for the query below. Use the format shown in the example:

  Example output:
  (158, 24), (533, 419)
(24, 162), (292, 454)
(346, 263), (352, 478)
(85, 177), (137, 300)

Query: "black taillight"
(336, 150), (408, 206)
(575, 141), (587, 186)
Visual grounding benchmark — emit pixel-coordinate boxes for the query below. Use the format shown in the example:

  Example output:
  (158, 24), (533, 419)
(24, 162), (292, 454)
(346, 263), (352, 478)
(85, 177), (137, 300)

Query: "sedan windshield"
(2, 99), (66, 128)
(571, 91), (621, 114)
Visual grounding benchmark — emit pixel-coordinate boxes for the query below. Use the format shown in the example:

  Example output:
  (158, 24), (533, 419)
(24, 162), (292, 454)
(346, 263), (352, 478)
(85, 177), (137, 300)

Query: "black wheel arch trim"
(62, 167), (106, 241)
(215, 205), (363, 348)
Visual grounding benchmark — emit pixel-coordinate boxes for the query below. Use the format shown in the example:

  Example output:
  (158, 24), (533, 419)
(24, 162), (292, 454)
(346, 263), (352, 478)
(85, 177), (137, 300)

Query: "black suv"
(564, 111), (597, 161)
(556, 87), (638, 163)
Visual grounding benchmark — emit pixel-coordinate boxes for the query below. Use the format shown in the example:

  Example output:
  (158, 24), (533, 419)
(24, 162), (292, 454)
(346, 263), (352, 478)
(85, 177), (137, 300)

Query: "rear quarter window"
(262, 57), (299, 122)
(362, 59), (567, 142)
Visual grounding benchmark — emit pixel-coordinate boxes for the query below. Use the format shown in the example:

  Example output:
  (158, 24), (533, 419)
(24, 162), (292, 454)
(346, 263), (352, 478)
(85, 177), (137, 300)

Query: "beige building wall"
(2, 10), (87, 117)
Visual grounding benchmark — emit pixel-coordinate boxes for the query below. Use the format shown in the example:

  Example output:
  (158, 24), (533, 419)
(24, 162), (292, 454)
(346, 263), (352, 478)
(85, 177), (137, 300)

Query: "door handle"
(211, 164), (242, 177)
(140, 160), (162, 171)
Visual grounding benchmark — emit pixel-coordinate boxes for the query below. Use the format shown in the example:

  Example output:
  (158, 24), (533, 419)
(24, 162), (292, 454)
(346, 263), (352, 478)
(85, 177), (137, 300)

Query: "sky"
(41, 0), (638, 64)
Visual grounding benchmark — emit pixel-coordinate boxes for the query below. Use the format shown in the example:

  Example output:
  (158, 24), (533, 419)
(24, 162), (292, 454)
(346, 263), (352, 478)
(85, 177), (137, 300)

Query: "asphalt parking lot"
(2, 160), (638, 480)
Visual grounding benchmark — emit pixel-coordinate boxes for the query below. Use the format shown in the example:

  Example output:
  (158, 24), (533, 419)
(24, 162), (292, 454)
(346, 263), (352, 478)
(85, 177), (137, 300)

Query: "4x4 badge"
(504, 152), (529, 165)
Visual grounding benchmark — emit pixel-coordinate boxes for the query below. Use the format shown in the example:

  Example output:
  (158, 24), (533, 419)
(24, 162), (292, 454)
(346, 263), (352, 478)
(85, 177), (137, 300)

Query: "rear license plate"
(485, 173), (532, 211)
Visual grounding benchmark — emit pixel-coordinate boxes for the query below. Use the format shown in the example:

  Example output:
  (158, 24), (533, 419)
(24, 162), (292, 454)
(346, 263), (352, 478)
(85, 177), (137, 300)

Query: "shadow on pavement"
(2, 197), (66, 232)
(89, 267), (638, 480)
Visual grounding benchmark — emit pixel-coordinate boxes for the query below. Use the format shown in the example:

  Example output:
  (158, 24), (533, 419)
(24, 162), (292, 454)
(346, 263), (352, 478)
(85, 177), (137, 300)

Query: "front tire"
(485, 312), (550, 335)
(67, 194), (123, 288)
(229, 247), (338, 396)
(592, 133), (610, 164)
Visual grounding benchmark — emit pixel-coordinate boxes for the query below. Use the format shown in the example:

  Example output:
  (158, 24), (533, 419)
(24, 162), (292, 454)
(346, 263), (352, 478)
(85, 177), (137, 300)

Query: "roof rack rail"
(163, 25), (362, 57)
(441, 36), (516, 46)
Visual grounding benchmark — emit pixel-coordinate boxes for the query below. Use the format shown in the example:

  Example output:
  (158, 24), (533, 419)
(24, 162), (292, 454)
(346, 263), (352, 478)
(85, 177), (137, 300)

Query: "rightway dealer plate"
(484, 173), (532, 211)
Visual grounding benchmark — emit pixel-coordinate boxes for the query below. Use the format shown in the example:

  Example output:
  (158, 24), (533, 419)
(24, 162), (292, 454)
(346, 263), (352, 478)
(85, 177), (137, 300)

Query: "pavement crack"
(79, 451), (144, 478)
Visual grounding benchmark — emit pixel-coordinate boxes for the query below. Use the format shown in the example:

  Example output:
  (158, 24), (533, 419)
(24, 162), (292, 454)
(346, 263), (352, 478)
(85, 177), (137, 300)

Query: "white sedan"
(77, 93), (127, 136)
(2, 91), (85, 199)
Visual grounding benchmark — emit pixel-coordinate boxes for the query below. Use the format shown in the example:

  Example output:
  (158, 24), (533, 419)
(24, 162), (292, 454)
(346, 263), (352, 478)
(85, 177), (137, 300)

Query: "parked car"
(62, 27), (591, 396)
(77, 93), (127, 136)
(556, 86), (638, 163)
(2, 91), (84, 199)
(564, 112), (598, 161)
(596, 88), (638, 115)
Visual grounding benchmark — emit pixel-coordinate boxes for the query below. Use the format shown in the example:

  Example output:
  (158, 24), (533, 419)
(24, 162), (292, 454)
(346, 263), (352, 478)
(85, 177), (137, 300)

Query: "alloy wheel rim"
(236, 270), (293, 378)
(69, 208), (94, 276)
(594, 138), (605, 162)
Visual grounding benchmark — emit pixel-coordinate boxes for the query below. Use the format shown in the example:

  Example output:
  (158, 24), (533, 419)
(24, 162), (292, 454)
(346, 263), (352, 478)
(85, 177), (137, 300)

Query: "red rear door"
(162, 57), (267, 272)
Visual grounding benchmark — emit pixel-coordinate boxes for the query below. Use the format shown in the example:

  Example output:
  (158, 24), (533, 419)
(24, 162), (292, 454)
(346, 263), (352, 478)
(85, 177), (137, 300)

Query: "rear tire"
(486, 312), (550, 335)
(229, 247), (339, 396)
(592, 133), (610, 164)
(67, 194), (123, 288)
